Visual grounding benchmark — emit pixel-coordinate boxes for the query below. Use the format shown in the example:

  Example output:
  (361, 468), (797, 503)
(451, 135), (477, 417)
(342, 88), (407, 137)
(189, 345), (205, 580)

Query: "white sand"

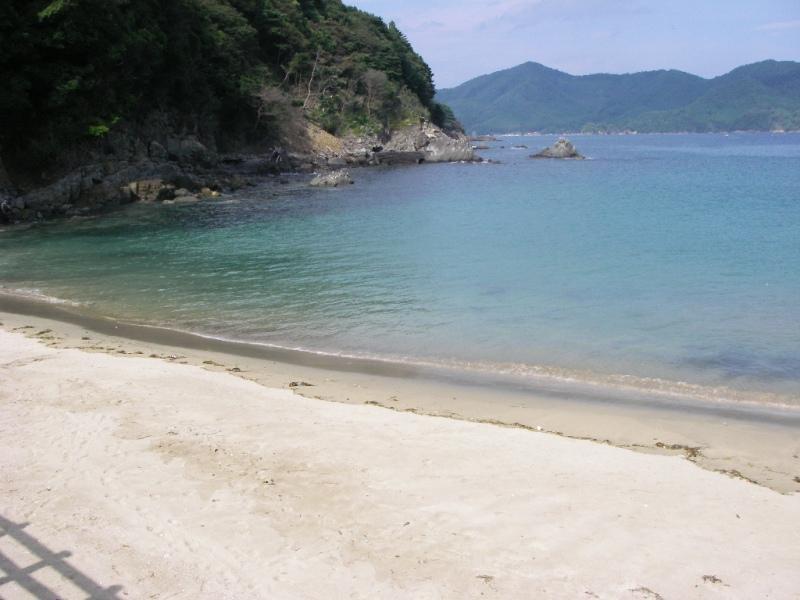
(1, 328), (799, 599)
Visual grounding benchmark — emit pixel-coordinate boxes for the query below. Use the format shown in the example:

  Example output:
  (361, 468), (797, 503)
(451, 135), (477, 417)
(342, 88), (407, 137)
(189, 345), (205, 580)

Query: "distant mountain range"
(436, 60), (800, 134)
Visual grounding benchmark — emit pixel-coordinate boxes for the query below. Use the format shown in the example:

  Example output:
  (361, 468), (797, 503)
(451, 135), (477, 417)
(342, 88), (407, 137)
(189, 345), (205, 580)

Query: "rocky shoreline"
(0, 121), (474, 225)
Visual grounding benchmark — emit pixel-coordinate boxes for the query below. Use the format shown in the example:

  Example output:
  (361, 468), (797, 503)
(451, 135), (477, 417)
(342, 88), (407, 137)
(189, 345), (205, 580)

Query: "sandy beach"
(1, 311), (800, 599)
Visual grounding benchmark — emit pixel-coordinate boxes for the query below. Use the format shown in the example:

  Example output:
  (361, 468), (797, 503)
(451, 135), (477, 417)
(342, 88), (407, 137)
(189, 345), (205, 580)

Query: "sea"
(2, 133), (799, 406)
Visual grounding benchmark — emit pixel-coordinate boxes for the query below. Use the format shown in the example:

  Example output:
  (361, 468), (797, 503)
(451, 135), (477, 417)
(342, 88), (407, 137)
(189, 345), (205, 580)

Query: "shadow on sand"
(0, 514), (123, 599)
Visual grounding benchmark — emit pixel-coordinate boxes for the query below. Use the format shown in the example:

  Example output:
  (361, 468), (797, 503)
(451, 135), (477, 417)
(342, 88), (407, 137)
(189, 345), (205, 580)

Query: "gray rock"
(375, 151), (425, 165)
(173, 194), (201, 203)
(383, 122), (475, 163)
(166, 136), (216, 167)
(424, 133), (475, 162)
(327, 157), (347, 167)
(227, 175), (249, 191)
(310, 170), (354, 187)
(531, 138), (584, 159)
(128, 179), (171, 202)
(148, 141), (168, 161)
(199, 187), (220, 198)
(0, 194), (16, 221)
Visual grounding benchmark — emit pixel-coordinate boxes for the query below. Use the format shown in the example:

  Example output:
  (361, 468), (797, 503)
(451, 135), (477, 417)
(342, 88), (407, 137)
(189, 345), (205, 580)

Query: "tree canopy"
(0, 0), (452, 176)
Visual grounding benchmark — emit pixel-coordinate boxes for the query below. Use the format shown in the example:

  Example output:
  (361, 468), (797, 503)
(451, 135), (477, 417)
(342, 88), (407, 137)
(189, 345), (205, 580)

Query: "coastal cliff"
(0, 120), (473, 223)
(0, 0), (468, 224)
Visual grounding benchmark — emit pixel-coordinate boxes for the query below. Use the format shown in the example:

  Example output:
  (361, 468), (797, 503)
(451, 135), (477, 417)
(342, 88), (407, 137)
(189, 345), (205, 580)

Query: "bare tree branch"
(302, 48), (321, 109)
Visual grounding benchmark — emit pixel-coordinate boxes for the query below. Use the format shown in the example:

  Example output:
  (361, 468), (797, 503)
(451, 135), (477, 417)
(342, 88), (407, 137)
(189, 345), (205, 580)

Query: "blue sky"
(346, 0), (800, 88)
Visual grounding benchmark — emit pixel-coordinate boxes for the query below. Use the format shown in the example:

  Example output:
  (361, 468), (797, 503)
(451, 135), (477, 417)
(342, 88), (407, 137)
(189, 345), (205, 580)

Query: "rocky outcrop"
(375, 151), (425, 165)
(166, 136), (217, 167)
(310, 169), (353, 187)
(0, 119), (472, 225)
(0, 158), (226, 223)
(383, 122), (474, 163)
(0, 115), (231, 224)
(531, 138), (584, 159)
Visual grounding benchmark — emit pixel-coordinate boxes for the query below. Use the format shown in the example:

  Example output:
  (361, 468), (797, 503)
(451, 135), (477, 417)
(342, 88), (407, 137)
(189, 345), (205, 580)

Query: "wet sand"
(1, 294), (799, 494)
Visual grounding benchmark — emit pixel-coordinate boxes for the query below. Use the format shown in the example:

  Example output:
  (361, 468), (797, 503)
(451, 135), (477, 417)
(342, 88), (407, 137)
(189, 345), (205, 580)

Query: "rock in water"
(375, 151), (426, 165)
(310, 169), (354, 187)
(531, 138), (584, 159)
(382, 122), (474, 163)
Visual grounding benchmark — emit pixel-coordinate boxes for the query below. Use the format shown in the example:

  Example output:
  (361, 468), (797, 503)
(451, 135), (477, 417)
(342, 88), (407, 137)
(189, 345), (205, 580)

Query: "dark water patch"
(679, 349), (800, 383)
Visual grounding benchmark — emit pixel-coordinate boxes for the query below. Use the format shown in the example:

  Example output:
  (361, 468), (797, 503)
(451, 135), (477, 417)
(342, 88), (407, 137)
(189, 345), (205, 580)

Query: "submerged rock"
(531, 138), (584, 159)
(310, 169), (353, 187)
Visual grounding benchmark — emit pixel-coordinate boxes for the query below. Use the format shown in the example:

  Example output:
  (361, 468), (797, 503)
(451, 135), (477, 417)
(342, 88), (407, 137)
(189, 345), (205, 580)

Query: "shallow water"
(2, 133), (799, 402)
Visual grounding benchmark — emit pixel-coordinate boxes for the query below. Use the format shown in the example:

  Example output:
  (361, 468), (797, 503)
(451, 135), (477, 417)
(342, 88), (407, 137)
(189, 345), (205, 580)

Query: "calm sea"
(2, 133), (799, 403)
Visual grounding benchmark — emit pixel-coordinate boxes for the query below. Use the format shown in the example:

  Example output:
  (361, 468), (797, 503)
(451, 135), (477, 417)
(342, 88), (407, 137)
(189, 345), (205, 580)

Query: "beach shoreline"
(1, 293), (799, 495)
(1, 319), (799, 598)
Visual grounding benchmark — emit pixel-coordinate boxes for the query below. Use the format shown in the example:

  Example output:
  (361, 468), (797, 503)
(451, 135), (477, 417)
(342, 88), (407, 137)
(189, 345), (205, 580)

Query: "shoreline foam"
(1, 290), (797, 413)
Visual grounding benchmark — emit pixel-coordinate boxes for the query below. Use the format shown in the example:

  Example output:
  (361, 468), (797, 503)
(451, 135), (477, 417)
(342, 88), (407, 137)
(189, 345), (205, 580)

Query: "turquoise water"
(2, 133), (799, 402)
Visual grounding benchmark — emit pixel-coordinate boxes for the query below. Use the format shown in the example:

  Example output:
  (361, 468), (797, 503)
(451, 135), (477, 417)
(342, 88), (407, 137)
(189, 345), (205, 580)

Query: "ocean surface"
(2, 133), (799, 404)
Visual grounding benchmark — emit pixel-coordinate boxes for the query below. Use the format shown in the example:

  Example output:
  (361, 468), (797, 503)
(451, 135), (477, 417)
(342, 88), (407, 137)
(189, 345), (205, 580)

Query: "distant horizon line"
(438, 57), (800, 90)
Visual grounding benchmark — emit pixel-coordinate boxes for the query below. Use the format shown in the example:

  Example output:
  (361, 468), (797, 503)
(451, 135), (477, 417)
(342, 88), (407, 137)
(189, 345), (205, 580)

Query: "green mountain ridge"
(436, 60), (800, 134)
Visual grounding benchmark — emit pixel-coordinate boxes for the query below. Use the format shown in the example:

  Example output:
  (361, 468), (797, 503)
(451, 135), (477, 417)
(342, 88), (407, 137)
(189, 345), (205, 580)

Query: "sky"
(346, 0), (800, 89)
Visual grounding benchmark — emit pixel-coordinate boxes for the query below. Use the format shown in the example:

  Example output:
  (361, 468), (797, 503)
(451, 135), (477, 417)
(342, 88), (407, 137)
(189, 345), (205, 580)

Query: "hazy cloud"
(757, 19), (800, 31)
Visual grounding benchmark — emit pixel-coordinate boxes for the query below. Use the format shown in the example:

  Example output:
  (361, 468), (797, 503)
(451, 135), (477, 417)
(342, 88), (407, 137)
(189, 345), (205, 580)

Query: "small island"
(531, 138), (585, 159)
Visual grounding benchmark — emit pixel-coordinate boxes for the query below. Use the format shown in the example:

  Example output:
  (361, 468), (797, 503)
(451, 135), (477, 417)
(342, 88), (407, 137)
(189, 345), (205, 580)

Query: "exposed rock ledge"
(0, 121), (474, 225)
(0, 160), (226, 223)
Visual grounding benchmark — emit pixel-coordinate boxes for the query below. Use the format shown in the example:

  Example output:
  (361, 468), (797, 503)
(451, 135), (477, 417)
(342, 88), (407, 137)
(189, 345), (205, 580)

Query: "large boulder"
(166, 136), (217, 167)
(531, 138), (584, 159)
(310, 169), (353, 187)
(383, 122), (475, 163)
(424, 132), (475, 162)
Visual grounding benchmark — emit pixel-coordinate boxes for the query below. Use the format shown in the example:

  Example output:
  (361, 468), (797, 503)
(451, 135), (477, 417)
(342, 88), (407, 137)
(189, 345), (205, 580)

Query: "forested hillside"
(437, 60), (800, 134)
(0, 0), (455, 180)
